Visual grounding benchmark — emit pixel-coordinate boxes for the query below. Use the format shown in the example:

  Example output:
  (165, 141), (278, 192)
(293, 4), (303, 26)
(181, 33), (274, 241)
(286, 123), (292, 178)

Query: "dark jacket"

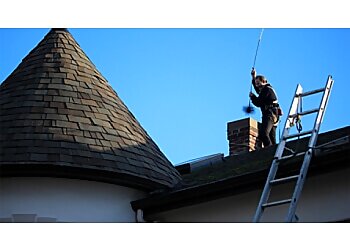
(251, 80), (278, 116)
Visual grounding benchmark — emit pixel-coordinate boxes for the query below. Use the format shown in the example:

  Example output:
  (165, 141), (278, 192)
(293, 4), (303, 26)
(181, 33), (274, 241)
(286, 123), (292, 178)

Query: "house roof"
(131, 126), (350, 214)
(0, 28), (181, 190)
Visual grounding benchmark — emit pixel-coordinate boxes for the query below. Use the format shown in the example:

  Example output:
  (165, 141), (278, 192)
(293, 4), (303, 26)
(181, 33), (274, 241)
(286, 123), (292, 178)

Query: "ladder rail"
(285, 75), (334, 222)
(308, 75), (334, 148)
(252, 159), (279, 222)
(253, 84), (303, 222)
(285, 149), (312, 222)
(276, 84), (303, 159)
(283, 84), (303, 131)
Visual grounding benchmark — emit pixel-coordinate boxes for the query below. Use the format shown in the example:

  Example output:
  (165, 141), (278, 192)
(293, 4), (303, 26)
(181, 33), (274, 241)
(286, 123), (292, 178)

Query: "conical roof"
(0, 28), (181, 190)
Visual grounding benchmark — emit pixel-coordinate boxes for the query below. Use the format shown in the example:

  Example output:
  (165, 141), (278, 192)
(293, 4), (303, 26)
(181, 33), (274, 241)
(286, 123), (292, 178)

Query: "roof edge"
(131, 132), (350, 214)
(0, 163), (172, 192)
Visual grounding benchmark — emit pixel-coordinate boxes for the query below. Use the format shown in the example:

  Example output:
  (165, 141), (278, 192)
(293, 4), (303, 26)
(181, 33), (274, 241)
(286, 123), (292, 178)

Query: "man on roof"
(249, 68), (282, 147)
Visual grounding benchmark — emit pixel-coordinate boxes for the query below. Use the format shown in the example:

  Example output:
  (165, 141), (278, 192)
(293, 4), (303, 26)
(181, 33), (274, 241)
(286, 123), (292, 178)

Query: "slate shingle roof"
(0, 28), (181, 190)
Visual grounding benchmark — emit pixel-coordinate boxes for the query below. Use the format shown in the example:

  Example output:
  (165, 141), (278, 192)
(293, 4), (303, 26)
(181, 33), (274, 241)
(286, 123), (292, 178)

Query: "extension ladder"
(253, 75), (334, 222)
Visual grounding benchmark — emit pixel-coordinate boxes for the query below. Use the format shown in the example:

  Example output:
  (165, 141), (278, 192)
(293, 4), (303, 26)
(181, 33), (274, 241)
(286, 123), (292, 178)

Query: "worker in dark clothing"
(249, 68), (280, 147)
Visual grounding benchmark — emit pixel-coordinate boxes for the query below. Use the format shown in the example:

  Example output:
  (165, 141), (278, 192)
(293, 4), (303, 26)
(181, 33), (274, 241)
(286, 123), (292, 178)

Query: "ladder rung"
(297, 88), (325, 97)
(277, 151), (306, 161)
(283, 130), (313, 140)
(262, 199), (292, 208)
(289, 108), (319, 118)
(270, 175), (299, 185)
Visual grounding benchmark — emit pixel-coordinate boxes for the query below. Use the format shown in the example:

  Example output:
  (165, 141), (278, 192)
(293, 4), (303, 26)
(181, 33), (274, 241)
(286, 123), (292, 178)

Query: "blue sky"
(1, 28), (349, 165)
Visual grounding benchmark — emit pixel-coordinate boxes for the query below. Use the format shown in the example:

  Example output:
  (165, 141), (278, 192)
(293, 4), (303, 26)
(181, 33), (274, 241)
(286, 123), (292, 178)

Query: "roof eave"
(0, 163), (173, 191)
(131, 141), (350, 214)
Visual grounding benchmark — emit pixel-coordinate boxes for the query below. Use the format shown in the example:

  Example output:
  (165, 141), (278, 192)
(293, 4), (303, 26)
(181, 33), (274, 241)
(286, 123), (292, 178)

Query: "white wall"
(0, 177), (147, 222)
(146, 168), (350, 222)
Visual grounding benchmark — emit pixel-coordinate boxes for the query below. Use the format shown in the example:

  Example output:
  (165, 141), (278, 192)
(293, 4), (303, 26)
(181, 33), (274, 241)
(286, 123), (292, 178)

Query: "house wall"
(146, 168), (350, 222)
(0, 177), (147, 222)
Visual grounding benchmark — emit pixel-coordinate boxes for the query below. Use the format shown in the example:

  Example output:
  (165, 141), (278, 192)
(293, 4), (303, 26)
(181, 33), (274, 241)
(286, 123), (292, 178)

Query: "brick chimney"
(227, 118), (261, 156)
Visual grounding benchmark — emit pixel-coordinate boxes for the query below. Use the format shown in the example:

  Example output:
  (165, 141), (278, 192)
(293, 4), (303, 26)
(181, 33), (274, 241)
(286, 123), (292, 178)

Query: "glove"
(251, 68), (256, 79)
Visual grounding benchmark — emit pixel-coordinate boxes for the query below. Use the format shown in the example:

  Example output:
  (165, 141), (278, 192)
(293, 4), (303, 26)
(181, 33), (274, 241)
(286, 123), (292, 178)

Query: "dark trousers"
(258, 115), (276, 147)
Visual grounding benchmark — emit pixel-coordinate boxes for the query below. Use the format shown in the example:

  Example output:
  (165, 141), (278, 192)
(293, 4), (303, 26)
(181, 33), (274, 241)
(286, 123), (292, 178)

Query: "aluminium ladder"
(253, 75), (334, 222)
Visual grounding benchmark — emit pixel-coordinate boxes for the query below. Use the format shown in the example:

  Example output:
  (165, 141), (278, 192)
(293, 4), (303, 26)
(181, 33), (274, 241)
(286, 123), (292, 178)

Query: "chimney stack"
(227, 118), (261, 156)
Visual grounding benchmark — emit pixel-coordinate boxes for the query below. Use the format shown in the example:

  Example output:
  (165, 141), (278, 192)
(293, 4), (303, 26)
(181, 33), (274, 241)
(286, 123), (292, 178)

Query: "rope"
(292, 96), (303, 157)
(296, 96), (303, 133)
(285, 96), (304, 159)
